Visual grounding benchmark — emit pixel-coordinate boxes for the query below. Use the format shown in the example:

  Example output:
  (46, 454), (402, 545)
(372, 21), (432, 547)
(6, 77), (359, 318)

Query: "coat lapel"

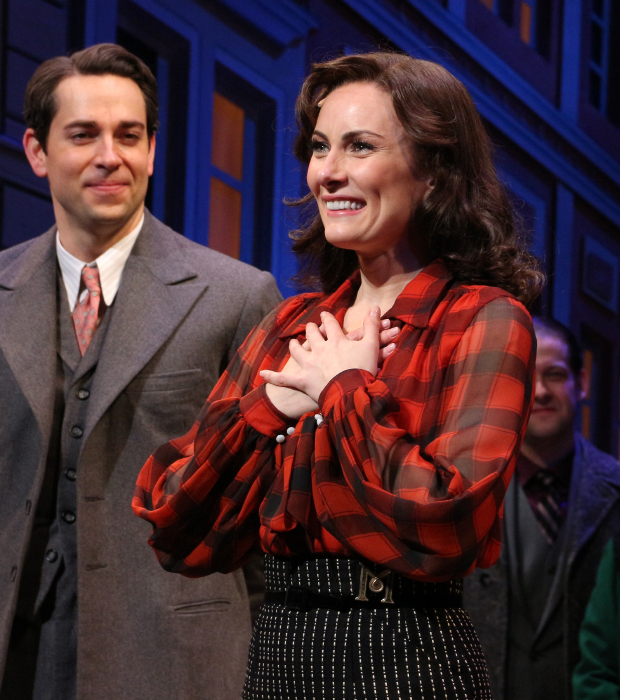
(535, 435), (620, 639)
(0, 230), (58, 439)
(503, 479), (534, 622)
(82, 213), (208, 442)
(567, 435), (620, 564)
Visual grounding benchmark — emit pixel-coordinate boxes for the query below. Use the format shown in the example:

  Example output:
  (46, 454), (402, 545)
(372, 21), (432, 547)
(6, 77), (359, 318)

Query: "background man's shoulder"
(578, 433), (620, 477)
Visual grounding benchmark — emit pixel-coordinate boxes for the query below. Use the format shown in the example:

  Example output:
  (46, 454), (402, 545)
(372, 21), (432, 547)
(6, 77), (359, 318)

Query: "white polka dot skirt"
(243, 557), (492, 699)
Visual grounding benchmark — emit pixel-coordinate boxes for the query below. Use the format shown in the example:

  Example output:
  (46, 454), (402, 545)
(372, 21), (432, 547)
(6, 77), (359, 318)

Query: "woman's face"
(306, 81), (432, 258)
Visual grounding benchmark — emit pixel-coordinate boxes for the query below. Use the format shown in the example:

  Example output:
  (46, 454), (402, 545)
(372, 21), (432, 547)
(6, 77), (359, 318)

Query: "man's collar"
(278, 259), (455, 340)
(517, 447), (575, 487)
(56, 215), (145, 310)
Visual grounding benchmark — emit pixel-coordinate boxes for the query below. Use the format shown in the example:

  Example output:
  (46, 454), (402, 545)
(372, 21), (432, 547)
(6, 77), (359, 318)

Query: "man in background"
(0, 43), (281, 699)
(465, 317), (620, 700)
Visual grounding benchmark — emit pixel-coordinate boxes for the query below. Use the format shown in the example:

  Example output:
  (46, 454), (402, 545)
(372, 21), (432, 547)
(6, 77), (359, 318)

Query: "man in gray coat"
(464, 317), (620, 700)
(0, 44), (281, 699)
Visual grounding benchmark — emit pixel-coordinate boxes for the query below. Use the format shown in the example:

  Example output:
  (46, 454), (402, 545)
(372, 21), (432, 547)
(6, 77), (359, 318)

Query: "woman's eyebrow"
(311, 129), (384, 141)
(341, 130), (383, 141)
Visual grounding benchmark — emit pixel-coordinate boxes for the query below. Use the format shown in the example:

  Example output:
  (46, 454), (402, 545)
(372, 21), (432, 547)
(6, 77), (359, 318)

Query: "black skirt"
(243, 556), (492, 699)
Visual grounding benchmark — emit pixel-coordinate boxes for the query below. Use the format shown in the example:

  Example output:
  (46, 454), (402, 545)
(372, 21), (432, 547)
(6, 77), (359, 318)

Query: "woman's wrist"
(264, 382), (319, 420)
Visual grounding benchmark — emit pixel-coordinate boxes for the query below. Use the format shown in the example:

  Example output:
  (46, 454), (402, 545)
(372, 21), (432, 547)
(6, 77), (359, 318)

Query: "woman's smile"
(323, 197), (366, 212)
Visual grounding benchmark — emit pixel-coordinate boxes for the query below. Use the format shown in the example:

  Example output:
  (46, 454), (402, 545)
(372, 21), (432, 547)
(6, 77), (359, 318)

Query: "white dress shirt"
(56, 215), (144, 311)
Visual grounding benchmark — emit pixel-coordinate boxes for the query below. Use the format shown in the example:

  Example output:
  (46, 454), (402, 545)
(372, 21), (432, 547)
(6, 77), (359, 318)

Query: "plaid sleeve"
(132, 302), (296, 576)
(313, 295), (535, 580)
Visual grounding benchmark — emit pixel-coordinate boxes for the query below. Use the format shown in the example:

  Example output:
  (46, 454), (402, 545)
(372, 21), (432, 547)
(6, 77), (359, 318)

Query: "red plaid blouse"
(134, 260), (535, 581)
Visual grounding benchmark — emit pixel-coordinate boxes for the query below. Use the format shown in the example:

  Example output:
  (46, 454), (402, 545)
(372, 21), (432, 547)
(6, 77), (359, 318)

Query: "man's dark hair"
(532, 316), (583, 376)
(24, 43), (159, 152)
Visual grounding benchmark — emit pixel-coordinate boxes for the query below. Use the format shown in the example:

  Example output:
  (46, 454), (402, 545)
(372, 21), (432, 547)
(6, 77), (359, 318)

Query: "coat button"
(65, 469), (77, 482)
(77, 388), (90, 400)
(25, 500), (32, 515)
(479, 572), (492, 587)
(70, 426), (83, 438)
(62, 511), (76, 524)
(45, 549), (58, 563)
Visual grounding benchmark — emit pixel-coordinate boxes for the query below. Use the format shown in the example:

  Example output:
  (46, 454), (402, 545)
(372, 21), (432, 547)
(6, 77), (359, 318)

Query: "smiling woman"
(305, 82), (433, 266)
(134, 51), (543, 700)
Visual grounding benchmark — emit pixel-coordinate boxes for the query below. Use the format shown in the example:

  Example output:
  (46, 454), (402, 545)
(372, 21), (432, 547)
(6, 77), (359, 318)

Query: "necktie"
(531, 470), (567, 544)
(72, 265), (102, 355)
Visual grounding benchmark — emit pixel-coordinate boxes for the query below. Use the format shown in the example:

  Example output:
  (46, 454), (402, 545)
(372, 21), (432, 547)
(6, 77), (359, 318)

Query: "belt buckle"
(356, 564), (395, 604)
(284, 586), (312, 611)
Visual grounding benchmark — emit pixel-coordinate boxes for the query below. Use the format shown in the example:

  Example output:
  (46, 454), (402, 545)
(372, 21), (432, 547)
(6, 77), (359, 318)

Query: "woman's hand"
(264, 354), (320, 419)
(261, 306), (383, 405)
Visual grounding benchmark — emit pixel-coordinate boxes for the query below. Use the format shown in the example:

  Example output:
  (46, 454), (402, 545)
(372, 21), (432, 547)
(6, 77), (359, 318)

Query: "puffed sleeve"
(133, 299), (302, 576)
(310, 294), (535, 580)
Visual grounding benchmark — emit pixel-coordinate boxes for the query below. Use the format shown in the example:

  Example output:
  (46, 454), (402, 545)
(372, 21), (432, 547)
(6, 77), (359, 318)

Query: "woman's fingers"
(319, 312), (346, 339)
(362, 306), (382, 346)
(259, 369), (287, 386)
(380, 326), (399, 345)
(304, 322), (325, 347)
(263, 308), (385, 405)
(288, 338), (307, 364)
(379, 343), (397, 362)
(348, 322), (399, 347)
(259, 369), (302, 390)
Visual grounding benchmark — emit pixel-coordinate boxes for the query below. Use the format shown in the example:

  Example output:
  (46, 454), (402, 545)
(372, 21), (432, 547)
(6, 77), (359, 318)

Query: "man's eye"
(546, 370), (569, 382)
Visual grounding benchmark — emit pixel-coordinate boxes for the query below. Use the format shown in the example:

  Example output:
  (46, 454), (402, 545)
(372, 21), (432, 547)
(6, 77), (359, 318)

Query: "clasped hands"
(259, 307), (398, 419)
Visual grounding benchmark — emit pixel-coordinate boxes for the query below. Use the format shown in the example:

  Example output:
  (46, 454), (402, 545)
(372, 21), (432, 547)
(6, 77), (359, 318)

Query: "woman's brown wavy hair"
(289, 52), (544, 304)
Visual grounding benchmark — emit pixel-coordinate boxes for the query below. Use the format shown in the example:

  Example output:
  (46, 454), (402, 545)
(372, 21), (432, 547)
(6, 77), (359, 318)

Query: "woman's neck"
(343, 245), (423, 332)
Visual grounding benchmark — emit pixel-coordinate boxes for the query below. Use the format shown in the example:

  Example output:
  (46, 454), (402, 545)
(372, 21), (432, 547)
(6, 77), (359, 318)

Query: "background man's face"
(526, 331), (585, 444)
(29, 73), (154, 237)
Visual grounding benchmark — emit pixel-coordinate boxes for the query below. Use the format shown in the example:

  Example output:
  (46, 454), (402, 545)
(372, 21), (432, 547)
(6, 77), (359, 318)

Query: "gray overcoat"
(0, 211), (282, 699)
(464, 433), (620, 700)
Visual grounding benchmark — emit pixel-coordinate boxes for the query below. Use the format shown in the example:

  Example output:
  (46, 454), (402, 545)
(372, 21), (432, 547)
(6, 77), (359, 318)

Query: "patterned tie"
(72, 265), (102, 355)
(531, 470), (566, 544)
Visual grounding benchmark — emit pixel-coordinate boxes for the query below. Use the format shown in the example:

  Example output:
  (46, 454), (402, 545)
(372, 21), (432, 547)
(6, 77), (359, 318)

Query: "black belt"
(265, 586), (463, 612)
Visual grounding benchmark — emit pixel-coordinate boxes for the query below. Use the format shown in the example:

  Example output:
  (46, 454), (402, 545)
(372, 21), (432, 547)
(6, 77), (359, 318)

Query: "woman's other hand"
(353, 317), (399, 363)
(261, 306), (383, 404)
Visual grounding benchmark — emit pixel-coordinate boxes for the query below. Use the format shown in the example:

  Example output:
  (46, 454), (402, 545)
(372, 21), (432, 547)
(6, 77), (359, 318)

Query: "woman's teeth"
(325, 200), (364, 210)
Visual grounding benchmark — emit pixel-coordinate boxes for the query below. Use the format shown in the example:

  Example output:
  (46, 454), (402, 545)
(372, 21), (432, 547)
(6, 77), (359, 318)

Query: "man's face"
(24, 73), (155, 240)
(525, 331), (586, 444)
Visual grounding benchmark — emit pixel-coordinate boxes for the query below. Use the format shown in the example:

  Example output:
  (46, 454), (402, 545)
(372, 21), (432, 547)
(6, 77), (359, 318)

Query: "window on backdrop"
(207, 63), (277, 271)
(589, 0), (620, 127)
(116, 0), (190, 234)
(477, 0), (517, 25)
(477, 0), (551, 55)
(519, 0), (535, 44)
(209, 93), (244, 260)
(581, 329), (615, 456)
